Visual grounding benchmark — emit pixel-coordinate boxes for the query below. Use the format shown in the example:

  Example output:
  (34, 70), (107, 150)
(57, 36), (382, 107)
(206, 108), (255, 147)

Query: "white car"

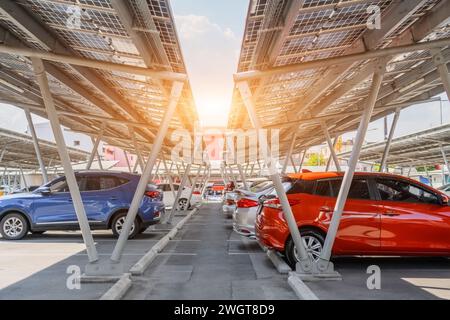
(157, 183), (202, 210)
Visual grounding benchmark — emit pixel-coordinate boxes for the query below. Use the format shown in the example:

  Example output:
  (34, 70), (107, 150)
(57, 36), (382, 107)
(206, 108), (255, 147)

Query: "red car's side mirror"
(441, 195), (449, 206)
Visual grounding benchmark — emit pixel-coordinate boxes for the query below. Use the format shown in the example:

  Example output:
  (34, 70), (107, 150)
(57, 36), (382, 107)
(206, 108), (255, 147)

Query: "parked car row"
(229, 172), (450, 267)
(156, 183), (202, 210)
(0, 171), (201, 240)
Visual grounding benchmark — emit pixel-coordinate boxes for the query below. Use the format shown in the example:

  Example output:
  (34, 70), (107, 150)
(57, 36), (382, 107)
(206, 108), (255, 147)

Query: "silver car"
(232, 180), (274, 238)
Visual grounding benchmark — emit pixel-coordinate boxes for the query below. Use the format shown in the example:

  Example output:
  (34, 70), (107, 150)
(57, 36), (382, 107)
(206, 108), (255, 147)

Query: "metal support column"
(432, 49), (450, 101)
(440, 145), (450, 180)
(380, 109), (401, 172)
(325, 137), (339, 172)
(322, 123), (341, 172)
(249, 163), (255, 177)
(163, 158), (176, 197)
(25, 110), (48, 184)
(237, 164), (249, 190)
(124, 150), (132, 173)
(32, 57), (98, 263)
(290, 156), (298, 173)
(86, 127), (105, 170)
(299, 149), (307, 172)
(282, 133), (297, 174)
(19, 165), (28, 191)
(318, 60), (387, 273)
(132, 158), (139, 173)
(237, 81), (312, 272)
(111, 81), (184, 262)
(129, 126), (144, 172)
(187, 165), (202, 208)
(165, 163), (192, 224)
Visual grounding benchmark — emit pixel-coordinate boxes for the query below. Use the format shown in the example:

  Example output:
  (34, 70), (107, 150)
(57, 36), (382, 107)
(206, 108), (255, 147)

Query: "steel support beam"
(24, 109), (48, 184)
(0, 44), (186, 81)
(110, 81), (184, 262)
(432, 49), (450, 101)
(124, 150), (132, 173)
(234, 38), (450, 82)
(440, 145), (450, 178)
(237, 164), (249, 190)
(290, 156), (298, 173)
(237, 81), (312, 272)
(282, 133), (297, 174)
(322, 123), (341, 172)
(298, 149), (307, 172)
(129, 126), (144, 172)
(380, 109), (401, 172)
(325, 137), (339, 172)
(165, 163), (192, 224)
(318, 60), (387, 272)
(163, 158), (176, 198)
(32, 57), (98, 262)
(187, 165), (202, 208)
(19, 165), (28, 191)
(86, 127), (105, 170)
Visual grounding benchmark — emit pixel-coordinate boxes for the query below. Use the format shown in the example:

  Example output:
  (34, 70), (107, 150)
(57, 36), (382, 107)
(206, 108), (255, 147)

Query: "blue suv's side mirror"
(39, 187), (51, 196)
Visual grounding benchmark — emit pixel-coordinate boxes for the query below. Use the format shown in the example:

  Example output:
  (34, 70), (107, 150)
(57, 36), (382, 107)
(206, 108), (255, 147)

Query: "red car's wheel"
(285, 229), (325, 268)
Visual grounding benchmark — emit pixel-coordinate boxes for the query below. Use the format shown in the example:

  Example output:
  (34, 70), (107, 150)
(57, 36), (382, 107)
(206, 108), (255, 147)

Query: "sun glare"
(195, 96), (232, 128)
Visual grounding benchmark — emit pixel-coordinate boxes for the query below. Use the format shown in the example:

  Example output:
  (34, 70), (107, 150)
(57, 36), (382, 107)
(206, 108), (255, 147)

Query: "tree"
(306, 153), (326, 166)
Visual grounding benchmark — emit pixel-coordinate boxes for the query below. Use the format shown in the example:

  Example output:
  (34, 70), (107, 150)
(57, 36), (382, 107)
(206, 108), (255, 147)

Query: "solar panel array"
(0, 127), (89, 169)
(339, 124), (450, 167)
(0, 0), (197, 157)
(229, 0), (450, 159)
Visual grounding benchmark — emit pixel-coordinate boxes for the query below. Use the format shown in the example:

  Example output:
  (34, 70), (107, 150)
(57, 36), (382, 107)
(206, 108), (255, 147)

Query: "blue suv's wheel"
(111, 213), (140, 239)
(0, 213), (29, 240)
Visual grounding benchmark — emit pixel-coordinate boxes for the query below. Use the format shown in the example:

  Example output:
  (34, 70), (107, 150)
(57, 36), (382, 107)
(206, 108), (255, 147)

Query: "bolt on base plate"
(83, 261), (125, 280)
(293, 260), (342, 282)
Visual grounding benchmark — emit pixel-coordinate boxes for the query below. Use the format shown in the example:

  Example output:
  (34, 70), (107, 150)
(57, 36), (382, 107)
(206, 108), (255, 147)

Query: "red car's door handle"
(382, 212), (400, 217)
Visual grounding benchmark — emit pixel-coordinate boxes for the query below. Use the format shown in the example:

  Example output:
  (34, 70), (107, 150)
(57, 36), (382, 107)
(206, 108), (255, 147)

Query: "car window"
(287, 179), (315, 195)
(250, 181), (272, 193)
(80, 176), (127, 191)
(376, 179), (440, 205)
(268, 182), (292, 196)
(50, 178), (69, 193)
(329, 179), (371, 200)
(315, 180), (332, 197)
(100, 176), (121, 190)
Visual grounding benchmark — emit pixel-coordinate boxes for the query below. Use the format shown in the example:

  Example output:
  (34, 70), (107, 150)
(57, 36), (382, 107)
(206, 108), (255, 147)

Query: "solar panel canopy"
(228, 0), (450, 159)
(0, 127), (88, 170)
(0, 0), (198, 157)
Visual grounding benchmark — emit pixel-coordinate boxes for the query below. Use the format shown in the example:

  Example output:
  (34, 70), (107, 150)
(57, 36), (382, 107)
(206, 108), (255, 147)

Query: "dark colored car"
(0, 171), (164, 240)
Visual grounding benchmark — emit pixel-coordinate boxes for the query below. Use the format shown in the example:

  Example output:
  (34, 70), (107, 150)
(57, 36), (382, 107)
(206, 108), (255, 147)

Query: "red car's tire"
(285, 229), (325, 268)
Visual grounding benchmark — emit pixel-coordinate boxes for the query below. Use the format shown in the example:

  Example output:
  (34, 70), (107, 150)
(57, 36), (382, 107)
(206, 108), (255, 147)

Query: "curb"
(266, 249), (292, 274)
(288, 273), (319, 300)
(100, 273), (132, 300)
(129, 207), (199, 276)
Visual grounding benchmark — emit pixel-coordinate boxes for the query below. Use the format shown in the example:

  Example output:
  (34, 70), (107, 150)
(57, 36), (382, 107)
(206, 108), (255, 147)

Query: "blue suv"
(0, 171), (164, 240)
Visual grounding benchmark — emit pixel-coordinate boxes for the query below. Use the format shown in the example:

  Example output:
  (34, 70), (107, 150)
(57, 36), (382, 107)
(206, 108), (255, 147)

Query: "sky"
(171, 0), (248, 127)
(0, 0), (448, 147)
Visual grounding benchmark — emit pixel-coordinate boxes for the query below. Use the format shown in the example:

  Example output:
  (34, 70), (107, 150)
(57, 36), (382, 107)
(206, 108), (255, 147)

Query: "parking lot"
(1, 201), (450, 300)
(1, 0), (450, 303)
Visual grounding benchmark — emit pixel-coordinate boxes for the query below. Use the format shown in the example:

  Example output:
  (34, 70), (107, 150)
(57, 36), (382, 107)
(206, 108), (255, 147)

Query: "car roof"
(74, 170), (137, 175)
(286, 171), (410, 181)
(286, 171), (445, 195)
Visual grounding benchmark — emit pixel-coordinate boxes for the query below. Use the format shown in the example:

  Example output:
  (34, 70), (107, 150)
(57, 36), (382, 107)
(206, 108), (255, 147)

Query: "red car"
(256, 172), (450, 267)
